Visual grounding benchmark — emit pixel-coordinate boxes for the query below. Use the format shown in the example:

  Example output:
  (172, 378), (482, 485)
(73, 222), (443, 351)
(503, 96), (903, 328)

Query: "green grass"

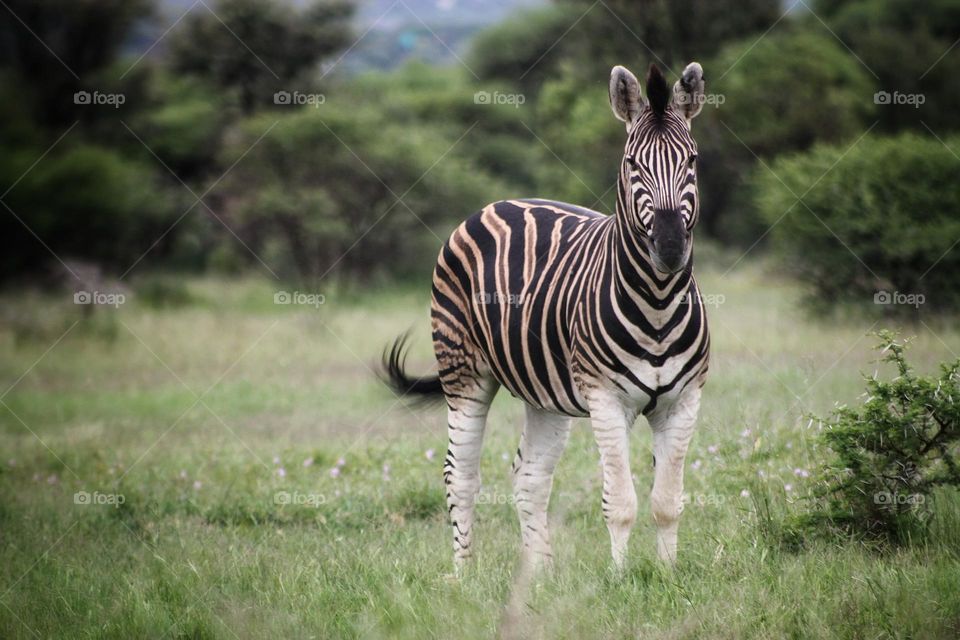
(2, 259), (959, 639)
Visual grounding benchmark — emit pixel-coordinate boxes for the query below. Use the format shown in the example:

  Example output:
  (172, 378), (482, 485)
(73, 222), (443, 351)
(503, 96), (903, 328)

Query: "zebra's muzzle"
(649, 209), (690, 274)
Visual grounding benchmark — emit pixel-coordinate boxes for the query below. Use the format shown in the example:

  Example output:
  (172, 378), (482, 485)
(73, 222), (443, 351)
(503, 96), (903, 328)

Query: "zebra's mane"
(645, 63), (670, 119)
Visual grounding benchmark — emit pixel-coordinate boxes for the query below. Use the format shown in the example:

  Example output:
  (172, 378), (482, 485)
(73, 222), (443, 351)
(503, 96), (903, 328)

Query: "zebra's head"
(609, 62), (705, 275)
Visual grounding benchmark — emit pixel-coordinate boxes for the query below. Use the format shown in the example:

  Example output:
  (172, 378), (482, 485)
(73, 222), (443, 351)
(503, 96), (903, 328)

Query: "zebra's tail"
(379, 333), (445, 405)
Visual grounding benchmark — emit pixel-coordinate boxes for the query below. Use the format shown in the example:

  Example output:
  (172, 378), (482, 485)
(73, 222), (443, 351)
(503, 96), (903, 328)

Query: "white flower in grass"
(691, 459), (703, 471)
(336, 457), (346, 467)
(793, 468), (810, 478)
(179, 470), (188, 480)
(740, 428), (751, 438)
(425, 449), (435, 461)
(784, 483), (793, 492)
(273, 456), (281, 465)
(302, 457), (314, 468)
(276, 467), (286, 478)
(330, 467), (341, 479)
(707, 444), (718, 454)
(501, 452), (510, 462)
(740, 489), (750, 498)
(193, 480), (202, 490)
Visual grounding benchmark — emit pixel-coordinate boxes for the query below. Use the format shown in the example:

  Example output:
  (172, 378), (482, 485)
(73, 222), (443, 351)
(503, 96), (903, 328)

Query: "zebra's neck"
(609, 202), (693, 310)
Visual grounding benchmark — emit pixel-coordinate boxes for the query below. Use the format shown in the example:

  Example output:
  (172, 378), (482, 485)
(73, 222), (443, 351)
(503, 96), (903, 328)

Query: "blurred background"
(1, 0), (958, 307)
(3, 3), (960, 637)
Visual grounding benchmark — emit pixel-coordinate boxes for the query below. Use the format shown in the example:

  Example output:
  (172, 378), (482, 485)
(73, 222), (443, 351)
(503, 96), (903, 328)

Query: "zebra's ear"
(609, 65), (642, 130)
(672, 62), (705, 123)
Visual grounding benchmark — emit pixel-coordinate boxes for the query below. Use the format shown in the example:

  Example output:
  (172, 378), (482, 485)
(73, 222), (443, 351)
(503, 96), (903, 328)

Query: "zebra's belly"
(472, 294), (590, 417)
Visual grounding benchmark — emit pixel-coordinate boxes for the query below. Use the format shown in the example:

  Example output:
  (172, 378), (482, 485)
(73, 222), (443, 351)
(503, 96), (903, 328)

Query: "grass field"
(2, 256), (959, 639)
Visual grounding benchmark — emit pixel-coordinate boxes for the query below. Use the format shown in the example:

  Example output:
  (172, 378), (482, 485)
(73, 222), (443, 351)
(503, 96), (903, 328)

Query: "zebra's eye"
(687, 154), (698, 170)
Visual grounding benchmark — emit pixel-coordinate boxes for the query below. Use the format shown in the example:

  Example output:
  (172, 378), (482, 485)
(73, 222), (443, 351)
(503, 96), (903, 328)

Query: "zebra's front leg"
(588, 392), (637, 570)
(444, 389), (494, 574)
(647, 384), (702, 564)
(512, 405), (572, 572)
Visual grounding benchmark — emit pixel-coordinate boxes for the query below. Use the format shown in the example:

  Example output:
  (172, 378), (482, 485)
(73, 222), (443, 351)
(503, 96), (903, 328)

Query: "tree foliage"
(697, 28), (875, 240)
(212, 98), (511, 281)
(169, 0), (354, 113)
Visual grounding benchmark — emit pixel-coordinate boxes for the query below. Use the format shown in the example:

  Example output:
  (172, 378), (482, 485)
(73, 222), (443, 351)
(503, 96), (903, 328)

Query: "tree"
(0, 0), (153, 125)
(169, 0), (354, 113)
(555, 0), (783, 78)
(696, 28), (875, 241)
(812, 0), (960, 135)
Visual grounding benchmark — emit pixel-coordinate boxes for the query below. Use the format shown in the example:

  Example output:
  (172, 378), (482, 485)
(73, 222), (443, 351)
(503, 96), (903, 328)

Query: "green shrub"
(797, 331), (960, 543)
(755, 133), (960, 312)
(0, 144), (182, 278)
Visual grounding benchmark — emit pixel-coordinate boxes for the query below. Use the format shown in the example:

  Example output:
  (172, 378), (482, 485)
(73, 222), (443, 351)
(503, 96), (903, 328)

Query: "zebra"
(381, 62), (710, 573)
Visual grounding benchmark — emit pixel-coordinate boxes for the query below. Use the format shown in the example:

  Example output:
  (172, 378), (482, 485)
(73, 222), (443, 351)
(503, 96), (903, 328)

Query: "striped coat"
(383, 61), (710, 573)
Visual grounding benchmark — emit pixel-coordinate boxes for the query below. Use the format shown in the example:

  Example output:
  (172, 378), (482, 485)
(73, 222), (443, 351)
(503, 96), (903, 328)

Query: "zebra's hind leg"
(444, 376), (498, 574)
(512, 405), (572, 572)
(647, 384), (702, 564)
